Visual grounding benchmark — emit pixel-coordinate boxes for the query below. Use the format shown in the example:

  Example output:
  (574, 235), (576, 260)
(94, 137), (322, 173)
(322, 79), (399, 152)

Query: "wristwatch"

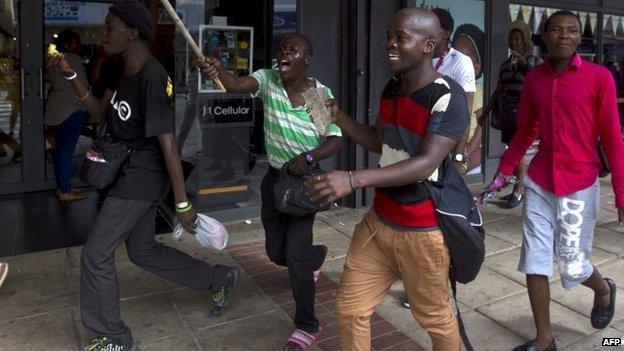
(175, 201), (190, 210)
(453, 153), (468, 163)
(304, 151), (316, 166)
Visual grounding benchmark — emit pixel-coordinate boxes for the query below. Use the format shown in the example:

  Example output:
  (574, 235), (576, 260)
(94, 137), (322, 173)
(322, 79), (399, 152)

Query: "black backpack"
(424, 157), (485, 283)
(423, 156), (485, 351)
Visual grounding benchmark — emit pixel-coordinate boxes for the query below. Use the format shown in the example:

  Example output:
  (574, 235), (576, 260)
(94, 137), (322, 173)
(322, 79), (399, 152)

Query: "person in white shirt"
(431, 7), (476, 175)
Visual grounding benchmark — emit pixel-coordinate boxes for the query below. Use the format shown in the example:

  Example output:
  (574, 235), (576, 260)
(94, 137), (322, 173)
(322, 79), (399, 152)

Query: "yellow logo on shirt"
(166, 76), (173, 98)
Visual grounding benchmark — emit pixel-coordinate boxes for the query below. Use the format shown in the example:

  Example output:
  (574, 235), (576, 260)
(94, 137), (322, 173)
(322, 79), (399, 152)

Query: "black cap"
(109, 0), (154, 40)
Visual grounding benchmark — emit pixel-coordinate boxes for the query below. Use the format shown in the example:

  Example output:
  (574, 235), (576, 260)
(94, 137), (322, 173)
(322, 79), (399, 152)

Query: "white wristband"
(64, 72), (77, 81)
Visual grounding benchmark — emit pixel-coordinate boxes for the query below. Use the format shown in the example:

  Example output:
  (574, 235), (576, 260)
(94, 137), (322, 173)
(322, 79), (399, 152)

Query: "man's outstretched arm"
(329, 101), (382, 154)
(307, 132), (457, 206)
(198, 58), (259, 94)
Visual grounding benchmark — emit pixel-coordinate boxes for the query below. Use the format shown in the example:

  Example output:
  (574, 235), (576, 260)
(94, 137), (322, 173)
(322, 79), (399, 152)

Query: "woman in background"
(480, 20), (542, 208)
(45, 29), (89, 202)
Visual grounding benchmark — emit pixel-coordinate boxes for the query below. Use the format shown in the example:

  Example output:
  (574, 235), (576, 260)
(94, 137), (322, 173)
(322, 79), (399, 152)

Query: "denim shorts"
(518, 176), (600, 289)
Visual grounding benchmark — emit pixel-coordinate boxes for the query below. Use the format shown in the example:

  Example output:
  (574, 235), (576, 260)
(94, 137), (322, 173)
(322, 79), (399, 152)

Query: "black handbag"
(491, 96), (518, 132)
(79, 136), (134, 190)
(274, 163), (330, 217)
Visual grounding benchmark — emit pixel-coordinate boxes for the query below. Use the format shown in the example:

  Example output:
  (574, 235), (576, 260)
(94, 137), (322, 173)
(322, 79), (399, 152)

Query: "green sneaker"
(83, 336), (135, 351)
(211, 266), (239, 316)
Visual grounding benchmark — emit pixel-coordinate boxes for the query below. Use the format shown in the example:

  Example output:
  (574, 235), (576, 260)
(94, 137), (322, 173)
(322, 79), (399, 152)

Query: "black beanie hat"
(109, 0), (154, 40)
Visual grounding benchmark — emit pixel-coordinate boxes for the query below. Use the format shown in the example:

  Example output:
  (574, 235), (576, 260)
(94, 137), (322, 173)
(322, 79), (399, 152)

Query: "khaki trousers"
(335, 212), (461, 351)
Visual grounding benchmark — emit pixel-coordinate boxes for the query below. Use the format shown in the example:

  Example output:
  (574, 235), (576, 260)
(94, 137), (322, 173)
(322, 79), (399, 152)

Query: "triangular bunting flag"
(509, 4), (520, 22)
(589, 12), (597, 35)
(521, 5), (533, 25)
(533, 7), (545, 33)
(578, 11), (588, 34)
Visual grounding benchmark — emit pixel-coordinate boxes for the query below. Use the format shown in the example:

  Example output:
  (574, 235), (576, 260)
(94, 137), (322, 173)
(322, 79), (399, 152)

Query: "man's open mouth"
(278, 59), (292, 72)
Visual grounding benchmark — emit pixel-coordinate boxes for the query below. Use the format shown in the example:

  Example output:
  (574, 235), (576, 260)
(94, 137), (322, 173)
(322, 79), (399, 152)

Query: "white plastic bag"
(173, 213), (228, 251)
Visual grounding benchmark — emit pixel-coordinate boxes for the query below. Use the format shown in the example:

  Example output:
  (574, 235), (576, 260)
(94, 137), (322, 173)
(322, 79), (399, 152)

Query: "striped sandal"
(283, 327), (323, 350)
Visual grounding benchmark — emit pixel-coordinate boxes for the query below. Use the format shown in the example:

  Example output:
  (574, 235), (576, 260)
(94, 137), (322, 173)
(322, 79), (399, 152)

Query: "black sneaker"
(83, 336), (135, 351)
(211, 266), (239, 316)
(507, 193), (523, 208)
(512, 339), (556, 351)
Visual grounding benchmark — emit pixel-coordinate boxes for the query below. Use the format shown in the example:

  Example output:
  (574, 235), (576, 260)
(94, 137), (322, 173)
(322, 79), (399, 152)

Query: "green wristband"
(175, 204), (193, 213)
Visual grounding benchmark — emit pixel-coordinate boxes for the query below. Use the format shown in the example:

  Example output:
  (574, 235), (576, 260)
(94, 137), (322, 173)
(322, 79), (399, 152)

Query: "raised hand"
(325, 99), (346, 124)
(47, 53), (75, 77)
(198, 57), (222, 80)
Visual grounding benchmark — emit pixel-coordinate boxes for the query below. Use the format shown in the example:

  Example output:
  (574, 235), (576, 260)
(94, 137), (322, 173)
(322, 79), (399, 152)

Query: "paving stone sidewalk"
(1, 178), (624, 350)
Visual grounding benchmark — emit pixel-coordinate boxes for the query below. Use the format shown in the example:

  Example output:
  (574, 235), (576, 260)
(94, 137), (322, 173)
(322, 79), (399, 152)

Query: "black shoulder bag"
(423, 156), (486, 351)
(79, 135), (136, 190)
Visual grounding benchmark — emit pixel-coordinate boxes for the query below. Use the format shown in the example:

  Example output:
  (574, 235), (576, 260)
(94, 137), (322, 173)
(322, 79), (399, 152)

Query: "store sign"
(200, 97), (253, 124)
(44, 1), (85, 21)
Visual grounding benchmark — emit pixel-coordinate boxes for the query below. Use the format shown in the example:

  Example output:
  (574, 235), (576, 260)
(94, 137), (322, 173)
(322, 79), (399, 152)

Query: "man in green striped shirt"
(200, 33), (342, 350)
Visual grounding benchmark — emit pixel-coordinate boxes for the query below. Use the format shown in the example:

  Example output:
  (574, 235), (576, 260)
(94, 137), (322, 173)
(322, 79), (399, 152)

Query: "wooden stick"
(158, 0), (226, 91)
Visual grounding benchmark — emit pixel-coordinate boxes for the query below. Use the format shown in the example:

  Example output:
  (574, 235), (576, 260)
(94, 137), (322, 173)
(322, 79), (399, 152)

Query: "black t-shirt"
(91, 55), (124, 99)
(107, 57), (175, 201)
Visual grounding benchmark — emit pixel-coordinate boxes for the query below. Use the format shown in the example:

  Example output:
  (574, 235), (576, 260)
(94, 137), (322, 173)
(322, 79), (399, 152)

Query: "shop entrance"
(0, 0), (177, 196)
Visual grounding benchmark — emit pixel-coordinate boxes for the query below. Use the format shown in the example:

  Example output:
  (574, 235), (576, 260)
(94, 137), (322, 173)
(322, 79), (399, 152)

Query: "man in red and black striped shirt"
(308, 8), (469, 351)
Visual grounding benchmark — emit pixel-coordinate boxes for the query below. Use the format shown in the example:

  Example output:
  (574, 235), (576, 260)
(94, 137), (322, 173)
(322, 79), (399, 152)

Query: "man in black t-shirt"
(49, 2), (238, 350)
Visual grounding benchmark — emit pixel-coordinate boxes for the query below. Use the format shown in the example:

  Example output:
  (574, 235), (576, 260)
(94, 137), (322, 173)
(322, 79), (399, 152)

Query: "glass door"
(43, 1), (111, 190)
(0, 0), (23, 186)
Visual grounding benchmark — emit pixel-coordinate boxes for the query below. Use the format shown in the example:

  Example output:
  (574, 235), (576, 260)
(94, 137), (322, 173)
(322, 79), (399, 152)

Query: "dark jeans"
(261, 168), (327, 333)
(81, 196), (231, 346)
(52, 110), (84, 193)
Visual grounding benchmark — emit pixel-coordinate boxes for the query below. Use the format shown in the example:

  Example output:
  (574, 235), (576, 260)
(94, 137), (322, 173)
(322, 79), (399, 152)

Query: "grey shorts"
(518, 175), (600, 289)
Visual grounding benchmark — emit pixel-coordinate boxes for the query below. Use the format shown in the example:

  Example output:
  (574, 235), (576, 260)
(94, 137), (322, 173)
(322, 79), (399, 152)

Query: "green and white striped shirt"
(251, 69), (342, 169)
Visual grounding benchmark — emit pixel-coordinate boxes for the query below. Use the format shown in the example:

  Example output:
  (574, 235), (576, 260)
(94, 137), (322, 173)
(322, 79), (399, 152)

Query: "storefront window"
(175, 0), (273, 216)
(603, 14), (624, 132)
(43, 1), (112, 183)
(0, 0), (21, 183)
